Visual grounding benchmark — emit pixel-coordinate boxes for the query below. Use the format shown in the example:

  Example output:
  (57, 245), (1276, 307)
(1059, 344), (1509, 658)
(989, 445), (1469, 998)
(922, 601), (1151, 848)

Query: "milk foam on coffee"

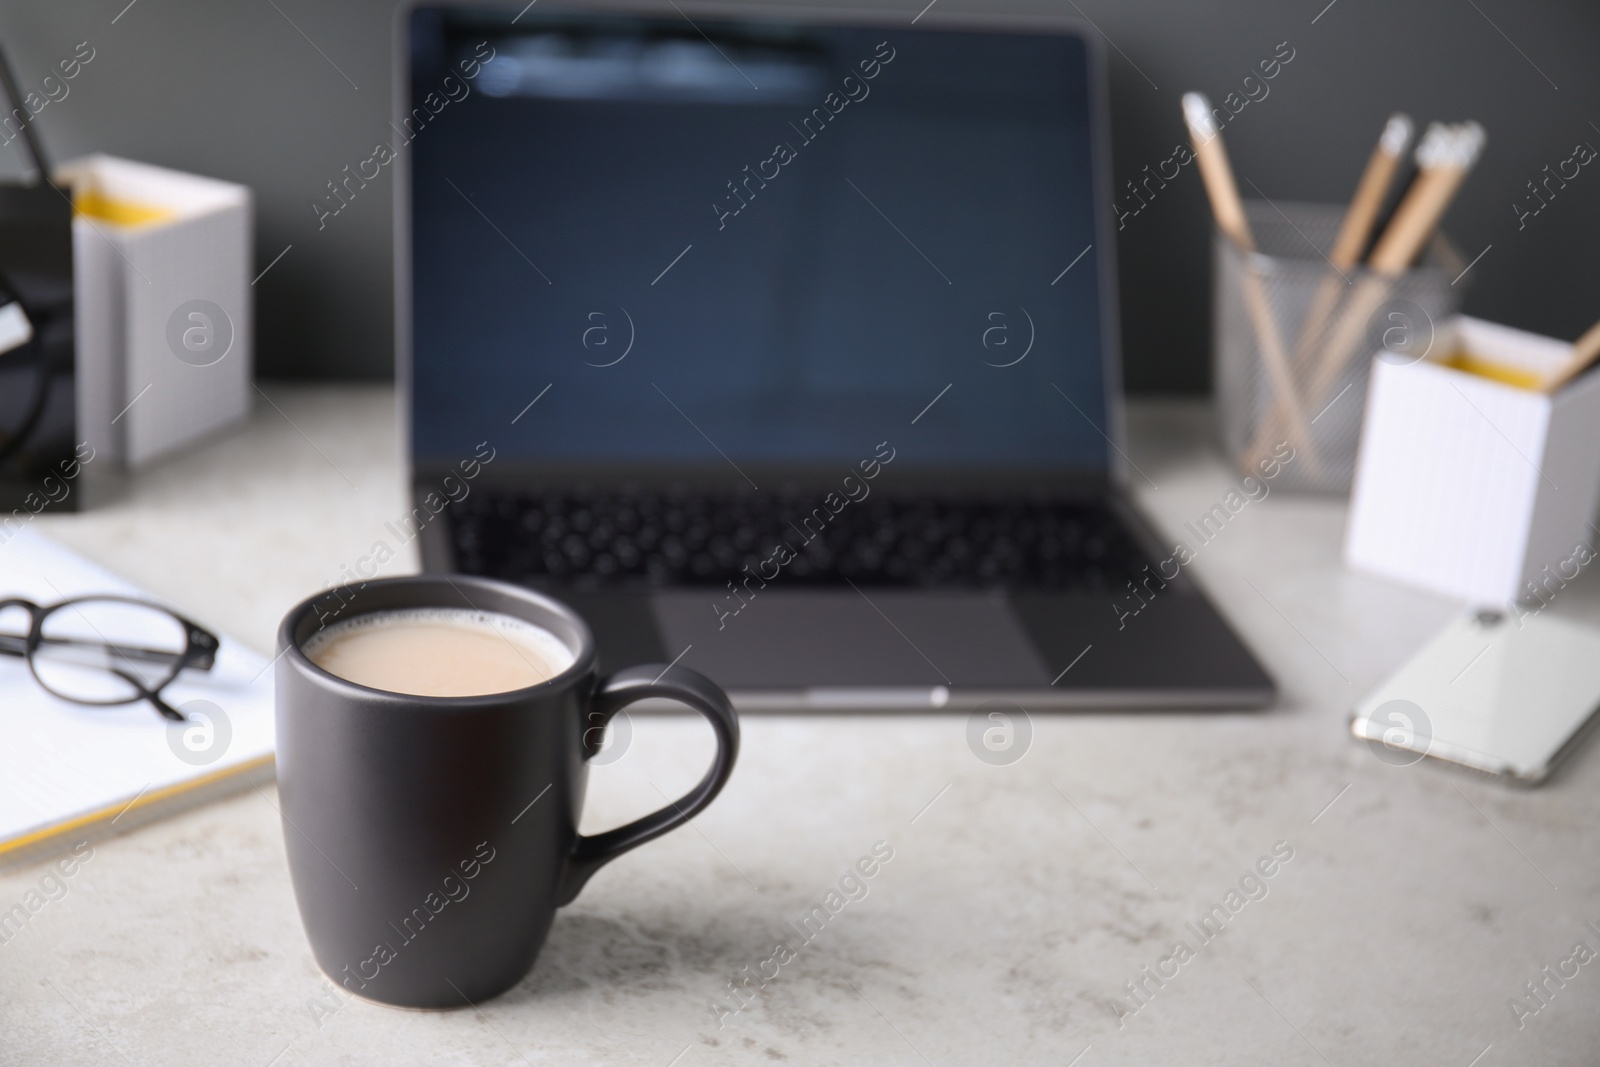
(303, 608), (575, 697)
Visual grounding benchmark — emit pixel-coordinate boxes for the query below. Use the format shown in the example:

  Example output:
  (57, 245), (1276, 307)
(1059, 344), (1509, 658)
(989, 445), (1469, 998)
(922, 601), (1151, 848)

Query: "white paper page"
(0, 528), (274, 843)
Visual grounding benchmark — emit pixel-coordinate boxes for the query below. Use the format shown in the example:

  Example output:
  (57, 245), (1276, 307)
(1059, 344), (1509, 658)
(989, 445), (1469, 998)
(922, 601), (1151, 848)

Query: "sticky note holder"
(1345, 316), (1600, 606)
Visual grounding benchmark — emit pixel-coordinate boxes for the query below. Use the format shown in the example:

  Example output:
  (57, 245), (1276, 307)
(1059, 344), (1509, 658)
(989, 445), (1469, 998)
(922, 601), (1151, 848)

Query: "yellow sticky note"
(74, 188), (173, 228)
(1443, 350), (1545, 391)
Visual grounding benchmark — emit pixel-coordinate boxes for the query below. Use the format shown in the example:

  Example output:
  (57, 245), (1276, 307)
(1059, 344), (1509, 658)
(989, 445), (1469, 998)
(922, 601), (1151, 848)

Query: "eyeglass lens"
(31, 598), (188, 705)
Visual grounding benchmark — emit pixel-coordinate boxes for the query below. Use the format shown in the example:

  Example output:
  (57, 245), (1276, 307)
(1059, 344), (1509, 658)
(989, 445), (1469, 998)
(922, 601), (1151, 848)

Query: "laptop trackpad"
(651, 590), (1051, 691)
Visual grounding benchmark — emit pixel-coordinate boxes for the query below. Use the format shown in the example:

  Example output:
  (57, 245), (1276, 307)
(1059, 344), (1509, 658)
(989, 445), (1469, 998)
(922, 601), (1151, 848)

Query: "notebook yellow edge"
(0, 753), (276, 865)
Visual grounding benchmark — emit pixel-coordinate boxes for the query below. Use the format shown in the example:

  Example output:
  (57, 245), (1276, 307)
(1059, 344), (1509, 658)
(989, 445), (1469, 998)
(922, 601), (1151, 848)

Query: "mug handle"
(557, 663), (740, 905)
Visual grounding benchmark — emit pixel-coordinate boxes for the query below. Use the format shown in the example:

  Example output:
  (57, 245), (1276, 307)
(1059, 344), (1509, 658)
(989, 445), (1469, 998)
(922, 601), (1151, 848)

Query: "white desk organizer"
(57, 154), (252, 469)
(1345, 316), (1600, 606)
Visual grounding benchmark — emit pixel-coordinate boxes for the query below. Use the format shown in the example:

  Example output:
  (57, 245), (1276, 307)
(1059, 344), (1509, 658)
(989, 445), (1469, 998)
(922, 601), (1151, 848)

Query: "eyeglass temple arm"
(20, 633), (217, 671)
(109, 668), (187, 722)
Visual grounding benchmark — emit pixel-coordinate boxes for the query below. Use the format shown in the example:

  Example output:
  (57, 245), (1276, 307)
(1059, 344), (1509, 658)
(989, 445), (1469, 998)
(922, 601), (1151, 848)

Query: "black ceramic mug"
(275, 575), (739, 1008)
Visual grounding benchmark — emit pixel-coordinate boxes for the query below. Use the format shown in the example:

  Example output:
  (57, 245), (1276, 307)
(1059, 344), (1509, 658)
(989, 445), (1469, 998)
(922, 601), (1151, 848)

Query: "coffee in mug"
(275, 575), (740, 1008)
(302, 608), (574, 697)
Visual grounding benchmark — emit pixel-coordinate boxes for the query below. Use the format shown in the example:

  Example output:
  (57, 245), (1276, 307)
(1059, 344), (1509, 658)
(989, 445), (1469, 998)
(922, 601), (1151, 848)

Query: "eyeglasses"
(0, 596), (219, 721)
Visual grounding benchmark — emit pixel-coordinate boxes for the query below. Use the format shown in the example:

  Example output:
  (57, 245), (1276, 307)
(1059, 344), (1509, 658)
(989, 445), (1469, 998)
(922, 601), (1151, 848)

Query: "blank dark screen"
(409, 8), (1109, 474)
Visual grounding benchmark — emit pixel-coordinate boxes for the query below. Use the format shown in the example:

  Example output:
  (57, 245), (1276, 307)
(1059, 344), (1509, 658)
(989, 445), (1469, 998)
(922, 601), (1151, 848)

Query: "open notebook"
(0, 528), (274, 870)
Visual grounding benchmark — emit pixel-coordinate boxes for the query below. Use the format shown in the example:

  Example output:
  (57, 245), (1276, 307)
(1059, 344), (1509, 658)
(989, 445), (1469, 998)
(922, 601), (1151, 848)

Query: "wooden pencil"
(1542, 317), (1600, 393)
(1331, 114), (1415, 269)
(1182, 92), (1316, 466)
(1184, 93), (1252, 248)
(1246, 114), (1413, 465)
(1300, 123), (1486, 422)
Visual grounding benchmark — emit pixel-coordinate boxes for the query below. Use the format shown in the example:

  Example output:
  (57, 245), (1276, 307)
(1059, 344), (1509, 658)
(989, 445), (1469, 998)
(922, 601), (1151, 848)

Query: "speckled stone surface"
(2, 388), (1596, 1065)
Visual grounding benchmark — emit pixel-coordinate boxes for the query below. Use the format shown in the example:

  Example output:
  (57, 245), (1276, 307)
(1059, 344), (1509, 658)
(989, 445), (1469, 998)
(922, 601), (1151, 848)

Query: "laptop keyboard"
(448, 489), (1152, 592)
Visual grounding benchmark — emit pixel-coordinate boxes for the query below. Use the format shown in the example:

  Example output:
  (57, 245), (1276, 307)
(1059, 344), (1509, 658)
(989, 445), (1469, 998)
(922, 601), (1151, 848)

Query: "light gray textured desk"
(4, 387), (1597, 1065)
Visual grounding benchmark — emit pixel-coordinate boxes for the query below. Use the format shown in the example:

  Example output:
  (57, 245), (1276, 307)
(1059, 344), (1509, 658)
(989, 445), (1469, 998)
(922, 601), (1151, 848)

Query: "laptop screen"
(406, 7), (1111, 477)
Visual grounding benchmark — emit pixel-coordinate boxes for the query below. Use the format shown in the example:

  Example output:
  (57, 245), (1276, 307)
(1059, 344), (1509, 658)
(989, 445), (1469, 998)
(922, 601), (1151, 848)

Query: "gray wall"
(2, 0), (1596, 391)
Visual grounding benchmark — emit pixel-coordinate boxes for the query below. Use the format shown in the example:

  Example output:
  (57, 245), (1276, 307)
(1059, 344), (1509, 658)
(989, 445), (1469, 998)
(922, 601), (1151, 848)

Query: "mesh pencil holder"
(1213, 201), (1462, 493)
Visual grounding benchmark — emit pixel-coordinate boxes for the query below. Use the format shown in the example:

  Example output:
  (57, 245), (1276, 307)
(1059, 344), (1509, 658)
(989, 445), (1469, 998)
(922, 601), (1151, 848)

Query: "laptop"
(397, 2), (1274, 710)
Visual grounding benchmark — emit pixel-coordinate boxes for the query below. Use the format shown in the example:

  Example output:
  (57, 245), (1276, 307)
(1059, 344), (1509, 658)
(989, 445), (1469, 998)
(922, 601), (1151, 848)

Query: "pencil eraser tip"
(1181, 93), (1215, 136)
(1414, 122), (1450, 166)
(1381, 113), (1414, 154)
